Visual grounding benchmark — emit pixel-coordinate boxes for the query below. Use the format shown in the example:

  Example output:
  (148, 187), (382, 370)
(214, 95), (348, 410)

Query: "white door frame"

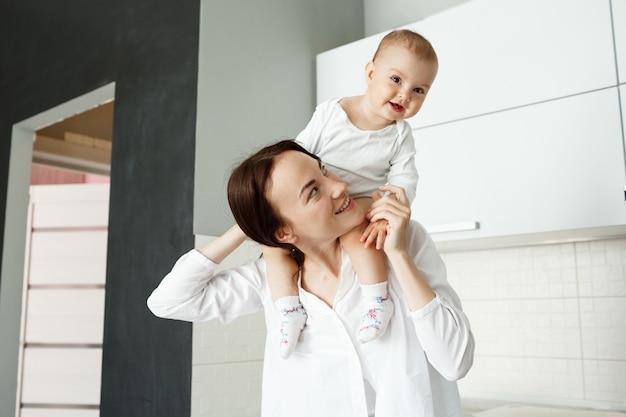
(0, 82), (115, 417)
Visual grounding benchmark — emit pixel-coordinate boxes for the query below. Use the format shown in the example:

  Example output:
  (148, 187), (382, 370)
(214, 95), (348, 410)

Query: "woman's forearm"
(386, 251), (435, 311)
(198, 224), (248, 264)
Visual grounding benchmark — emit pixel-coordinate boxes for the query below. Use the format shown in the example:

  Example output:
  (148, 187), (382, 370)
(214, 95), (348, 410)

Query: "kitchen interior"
(192, 0), (626, 416)
(1, 0), (625, 416)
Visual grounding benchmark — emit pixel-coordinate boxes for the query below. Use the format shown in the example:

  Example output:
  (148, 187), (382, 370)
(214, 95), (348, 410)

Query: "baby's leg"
(340, 220), (394, 343)
(263, 246), (307, 359)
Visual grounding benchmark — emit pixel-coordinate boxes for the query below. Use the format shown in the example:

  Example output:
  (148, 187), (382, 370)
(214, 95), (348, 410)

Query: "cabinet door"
(412, 88), (626, 245)
(614, 0), (626, 83)
(622, 85), (626, 154)
(411, 0), (616, 128)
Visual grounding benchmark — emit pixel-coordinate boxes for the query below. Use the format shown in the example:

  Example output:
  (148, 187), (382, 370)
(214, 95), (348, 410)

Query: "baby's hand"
(360, 218), (389, 250)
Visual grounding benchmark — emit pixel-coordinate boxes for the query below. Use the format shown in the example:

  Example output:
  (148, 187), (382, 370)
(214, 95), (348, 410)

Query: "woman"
(147, 140), (474, 417)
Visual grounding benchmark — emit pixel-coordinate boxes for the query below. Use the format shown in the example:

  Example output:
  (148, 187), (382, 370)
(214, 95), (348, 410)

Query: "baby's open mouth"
(389, 102), (404, 112)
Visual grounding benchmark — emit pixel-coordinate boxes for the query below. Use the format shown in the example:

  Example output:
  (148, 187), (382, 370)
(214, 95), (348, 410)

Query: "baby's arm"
(357, 191), (394, 250)
(263, 245), (299, 301)
(341, 197), (387, 285)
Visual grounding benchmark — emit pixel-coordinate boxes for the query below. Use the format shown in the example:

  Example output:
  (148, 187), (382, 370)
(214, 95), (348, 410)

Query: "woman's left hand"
(366, 185), (411, 255)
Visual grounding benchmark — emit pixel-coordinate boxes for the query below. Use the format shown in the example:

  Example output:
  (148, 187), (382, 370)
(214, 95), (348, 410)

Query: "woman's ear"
(275, 225), (297, 244)
(365, 61), (375, 85)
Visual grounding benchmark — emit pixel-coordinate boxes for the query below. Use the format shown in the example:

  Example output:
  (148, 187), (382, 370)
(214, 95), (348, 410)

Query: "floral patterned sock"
(357, 282), (394, 343)
(275, 295), (307, 359)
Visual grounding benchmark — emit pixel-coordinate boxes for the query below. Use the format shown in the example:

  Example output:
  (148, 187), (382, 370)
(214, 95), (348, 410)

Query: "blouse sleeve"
(407, 222), (475, 381)
(147, 249), (266, 324)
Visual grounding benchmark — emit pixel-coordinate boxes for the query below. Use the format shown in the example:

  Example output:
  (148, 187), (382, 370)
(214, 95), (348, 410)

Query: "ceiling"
(34, 101), (114, 176)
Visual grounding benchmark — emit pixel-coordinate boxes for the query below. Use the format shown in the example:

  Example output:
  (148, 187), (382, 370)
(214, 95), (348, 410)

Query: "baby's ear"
(365, 61), (375, 84)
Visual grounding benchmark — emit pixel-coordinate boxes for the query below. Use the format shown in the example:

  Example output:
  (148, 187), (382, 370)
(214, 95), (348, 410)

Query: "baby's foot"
(357, 282), (394, 343)
(275, 295), (307, 359)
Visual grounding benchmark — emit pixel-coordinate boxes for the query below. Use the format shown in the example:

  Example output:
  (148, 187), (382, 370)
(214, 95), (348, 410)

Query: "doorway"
(0, 83), (115, 417)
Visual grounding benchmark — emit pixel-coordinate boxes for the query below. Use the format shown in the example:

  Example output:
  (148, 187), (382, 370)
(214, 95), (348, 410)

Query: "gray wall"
(194, 0), (365, 236)
(0, 1), (199, 416)
(364, 0), (469, 35)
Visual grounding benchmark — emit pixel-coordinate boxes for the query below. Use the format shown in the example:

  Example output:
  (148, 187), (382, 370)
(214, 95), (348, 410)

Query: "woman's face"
(268, 151), (365, 246)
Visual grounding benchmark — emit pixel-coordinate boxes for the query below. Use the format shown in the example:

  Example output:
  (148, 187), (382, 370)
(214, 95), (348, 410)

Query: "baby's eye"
(321, 164), (328, 176)
(391, 76), (401, 84)
(414, 87), (425, 94)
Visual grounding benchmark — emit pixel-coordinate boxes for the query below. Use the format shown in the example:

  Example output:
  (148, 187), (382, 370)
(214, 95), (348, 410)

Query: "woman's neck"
(298, 240), (343, 307)
(300, 239), (342, 277)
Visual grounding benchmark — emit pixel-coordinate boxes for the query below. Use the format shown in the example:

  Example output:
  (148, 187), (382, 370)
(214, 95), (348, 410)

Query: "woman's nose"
(329, 177), (347, 198)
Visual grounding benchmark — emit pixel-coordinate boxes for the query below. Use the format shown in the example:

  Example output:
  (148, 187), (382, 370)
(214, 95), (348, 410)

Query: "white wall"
(194, 0), (364, 237)
(363, 0), (469, 36)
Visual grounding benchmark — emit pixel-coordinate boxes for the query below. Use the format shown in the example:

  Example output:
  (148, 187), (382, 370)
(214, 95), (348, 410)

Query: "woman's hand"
(368, 185), (436, 311)
(366, 185), (411, 255)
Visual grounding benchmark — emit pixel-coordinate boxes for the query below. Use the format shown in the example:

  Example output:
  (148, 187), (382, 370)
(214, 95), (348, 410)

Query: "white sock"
(357, 282), (394, 343)
(275, 295), (307, 359)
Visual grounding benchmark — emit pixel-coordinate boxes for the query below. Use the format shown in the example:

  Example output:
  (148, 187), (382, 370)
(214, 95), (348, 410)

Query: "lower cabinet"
(412, 88), (626, 249)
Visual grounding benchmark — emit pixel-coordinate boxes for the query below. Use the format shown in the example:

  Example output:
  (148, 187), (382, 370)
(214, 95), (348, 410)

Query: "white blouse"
(147, 221), (474, 417)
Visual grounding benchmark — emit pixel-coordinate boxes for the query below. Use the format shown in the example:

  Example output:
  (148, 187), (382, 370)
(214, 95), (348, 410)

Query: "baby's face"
(366, 45), (438, 122)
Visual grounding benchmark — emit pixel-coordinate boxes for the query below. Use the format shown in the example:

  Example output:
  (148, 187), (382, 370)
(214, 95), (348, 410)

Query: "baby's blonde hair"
(372, 29), (438, 64)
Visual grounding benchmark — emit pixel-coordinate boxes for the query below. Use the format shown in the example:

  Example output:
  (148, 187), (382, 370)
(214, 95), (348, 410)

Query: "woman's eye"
(414, 87), (425, 94)
(309, 187), (319, 199)
(391, 76), (400, 84)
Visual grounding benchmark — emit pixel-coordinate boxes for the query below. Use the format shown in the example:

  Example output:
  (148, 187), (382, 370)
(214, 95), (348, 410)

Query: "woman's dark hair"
(227, 140), (320, 267)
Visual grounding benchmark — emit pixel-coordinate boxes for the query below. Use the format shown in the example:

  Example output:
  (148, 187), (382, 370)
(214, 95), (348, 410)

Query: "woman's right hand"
(368, 186), (436, 310)
(366, 185), (411, 256)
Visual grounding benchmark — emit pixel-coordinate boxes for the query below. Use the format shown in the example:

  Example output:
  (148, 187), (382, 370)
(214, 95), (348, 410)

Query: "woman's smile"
(335, 197), (354, 214)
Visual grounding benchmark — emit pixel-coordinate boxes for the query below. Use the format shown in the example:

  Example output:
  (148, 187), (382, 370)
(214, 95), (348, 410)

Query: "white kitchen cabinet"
(412, 88), (626, 249)
(317, 0), (616, 129)
(615, 0), (626, 84)
(316, 0), (626, 249)
(622, 85), (626, 158)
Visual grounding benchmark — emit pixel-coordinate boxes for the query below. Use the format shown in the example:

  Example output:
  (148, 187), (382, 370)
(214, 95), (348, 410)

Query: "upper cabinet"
(412, 88), (626, 247)
(317, 0), (617, 129)
(615, 0), (626, 84)
(317, 0), (626, 249)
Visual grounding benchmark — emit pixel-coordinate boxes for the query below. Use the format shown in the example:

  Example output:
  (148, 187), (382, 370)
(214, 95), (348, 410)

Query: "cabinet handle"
(425, 221), (480, 234)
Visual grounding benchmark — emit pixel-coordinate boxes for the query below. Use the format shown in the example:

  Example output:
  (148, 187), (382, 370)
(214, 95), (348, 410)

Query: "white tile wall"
(445, 238), (626, 408)
(192, 360), (263, 417)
